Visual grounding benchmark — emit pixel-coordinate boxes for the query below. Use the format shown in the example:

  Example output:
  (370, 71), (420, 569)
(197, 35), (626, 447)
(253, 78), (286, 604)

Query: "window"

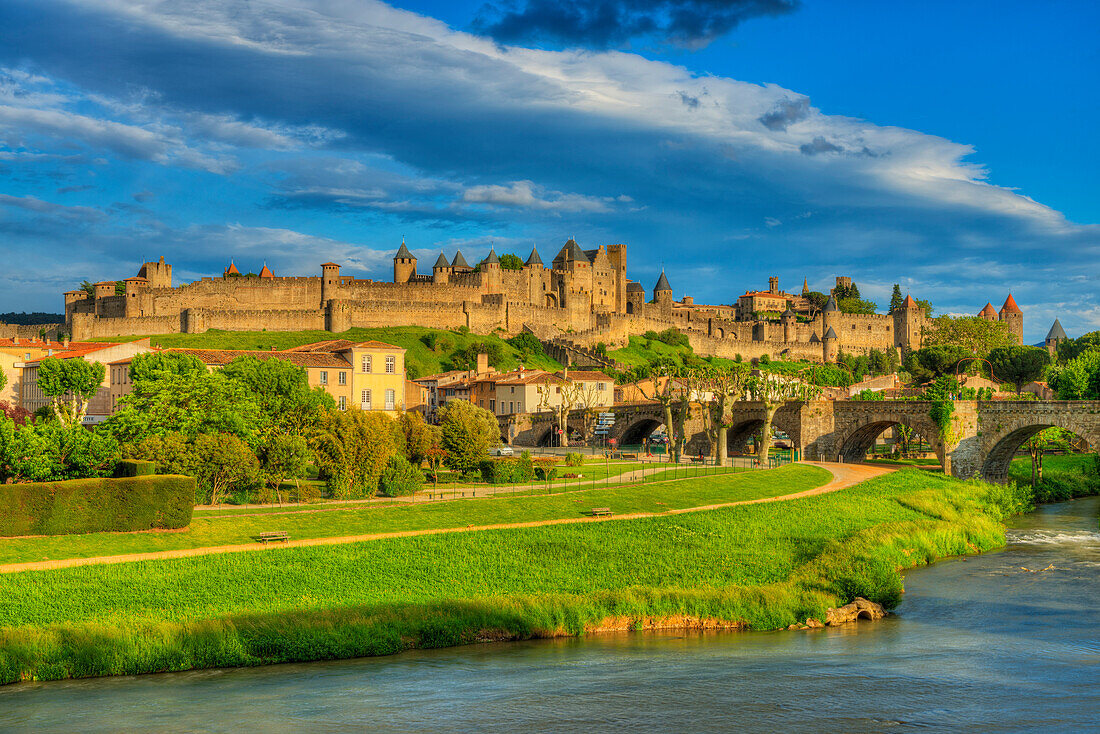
(338, 396), (346, 410)
(338, 371), (346, 385)
(385, 389), (395, 411)
(489, 399), (495, 412)
(319, 371), (328, 385)
(385, 355), (395, 374)
(509, 401), (514, 413)
(510, 386), (515, 394)
(597, 383), (606, 391)
(361, 389), (372, 410)
(361, 355), (372, 373)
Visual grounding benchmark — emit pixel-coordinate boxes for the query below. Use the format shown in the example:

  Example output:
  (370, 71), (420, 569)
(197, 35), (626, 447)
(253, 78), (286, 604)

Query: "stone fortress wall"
(61, 240), (1024, 364)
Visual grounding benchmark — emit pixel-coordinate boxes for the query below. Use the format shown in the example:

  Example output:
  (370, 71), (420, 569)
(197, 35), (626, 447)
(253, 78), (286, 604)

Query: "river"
(2, 497), (1098, 733)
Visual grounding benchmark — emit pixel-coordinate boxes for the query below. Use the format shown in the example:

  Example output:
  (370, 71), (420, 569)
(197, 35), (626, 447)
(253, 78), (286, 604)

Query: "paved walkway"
(0, 462), (893, 575)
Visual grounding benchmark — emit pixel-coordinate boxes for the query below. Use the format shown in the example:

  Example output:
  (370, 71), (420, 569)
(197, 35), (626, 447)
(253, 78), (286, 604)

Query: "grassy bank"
(0, 468), (1028, 684)
(1008, 453), (1100, 503)
(0, 464), (823, 565)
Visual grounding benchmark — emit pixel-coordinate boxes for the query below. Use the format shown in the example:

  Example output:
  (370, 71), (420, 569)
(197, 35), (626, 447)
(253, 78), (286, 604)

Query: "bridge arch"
(979, 409), (1099, 482)
(835, 415), (940, 465)
(617, 417), (665, 446)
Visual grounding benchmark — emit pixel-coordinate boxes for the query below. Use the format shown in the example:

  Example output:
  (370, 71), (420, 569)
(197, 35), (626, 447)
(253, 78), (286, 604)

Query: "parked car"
(488, 446), (514, 456)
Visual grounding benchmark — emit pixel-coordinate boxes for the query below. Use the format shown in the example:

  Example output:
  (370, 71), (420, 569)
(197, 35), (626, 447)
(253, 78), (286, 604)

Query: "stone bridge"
(500, 400), (1100, 482)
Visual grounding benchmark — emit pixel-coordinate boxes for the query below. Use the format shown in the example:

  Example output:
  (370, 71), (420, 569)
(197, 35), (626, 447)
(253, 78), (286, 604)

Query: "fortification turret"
(802, 277), (810, 297)
(781, 306), (797, 341)
(653, 269), (672, 308)
(822, 326), (838, 363)
(393, 239), (417, 283)
(625, 281), (645, 314)
(320, 262), (341, 305)
(432, 252), (451, 284)
(891, 294), (924, 351)
(998, 294), (1023, 345)
(480, 248), (502, 291)
(224, 261), (240, 278)
(822, 293), (839, 338)
(123, 276), (147, 317)
(1045, 319), (1067, 356)
(977, 302), (998, 322)
(137, 256), (171, 289)
(525, 246), (543, 269)
(259, 263), (274, 279)
(451, 250), (472, 272)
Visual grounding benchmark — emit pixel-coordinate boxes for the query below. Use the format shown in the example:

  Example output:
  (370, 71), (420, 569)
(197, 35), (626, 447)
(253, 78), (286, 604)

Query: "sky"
(0, 0), (1096, 343)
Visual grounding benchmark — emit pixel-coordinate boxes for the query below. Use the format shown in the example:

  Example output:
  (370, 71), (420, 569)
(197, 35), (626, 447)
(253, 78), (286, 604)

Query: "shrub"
(564, 452), (584, 467)
(479, 457), (535, 484)
(312, 409), (401, 499)
(191, 434), (260, 506)
(0, 475), (195, 536)
(533, 457), (559, 481)
(439, 399), (499, 472)
(379, 455), (424, 497)
(0, 419), (118, 483)
(0, 401), (32, 427)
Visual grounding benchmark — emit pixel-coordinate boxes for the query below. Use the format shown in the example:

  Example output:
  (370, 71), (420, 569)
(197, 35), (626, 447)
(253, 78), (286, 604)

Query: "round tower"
(998, 294), (1023, 345)
(480, 247), (501, 292)
(653, 269), (672, 309)
(781, 307), (797, 342)
(822, 326), (839, 363)
(393, 239), (417, 283)
(1045, 319), (1067, 357)
(432, 252), (451, 284)
(320, 262), (341, 305)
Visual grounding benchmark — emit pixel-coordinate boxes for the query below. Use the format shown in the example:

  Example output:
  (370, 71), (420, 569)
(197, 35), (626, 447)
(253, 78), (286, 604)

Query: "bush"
(191, 434), (260, 506)
(439, 399), (499, 472)
(379, 455), (424, 497)
(312, 410), (402, 499)
(115, 460), (155, 477)
(533, 457), (559, 481)
(480, 456), (535, 484)
(564, 452), (584, 467)
(0, 419), (119, 483)
(0, 475), (195, 536)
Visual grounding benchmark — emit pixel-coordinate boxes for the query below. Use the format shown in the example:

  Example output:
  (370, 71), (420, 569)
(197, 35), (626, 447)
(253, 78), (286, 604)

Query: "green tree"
(129, 351), (207, 382)
(922, 316), (1014, 356)
(79, 280), (95, 298)
(398, 410), (438, 465)
(36, 357), (106, 425)
(121, 433), (194, 476)
(698, 363), (750, 465)
(379, 455), (425, 497)
(506, 332), (544, 360)
(191, 433), (259, 505)
(1049, 350), (1100, 399)
(0, 419), (118, 482)
(221, 356), (335, 436)
(104, 372), (264, 447)
(312, 409), (401, 498)
(499, 253), (525, 270)
(837, 297), (878, 314)
(889, 284), (904, 313)
(745, 372), (819, 465)
(803, 291), (829, 312)
(1057, 331), (1100, 362)
(259, 434), (311, 503)
(439, 399), (499, 471)
(903, 345), (972, 383)
(987, 346), (1050, 393)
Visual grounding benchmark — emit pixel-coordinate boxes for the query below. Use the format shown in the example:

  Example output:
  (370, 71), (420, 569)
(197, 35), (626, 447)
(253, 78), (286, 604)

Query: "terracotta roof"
(23, 343), (124, 365)
(320, 262), (340, 267)
(344, 340), (405, 351)
(901, 294), (918, 309)
(978, 302), (997, 317)
(1000, 294), (1022, 314)
(111, 348), (352, 369)
(0, 338), (96, 350)
(224, 261), (240, 276)
(258, 263), (274, 278)
(283, 339), (356, 352)
(741, 291), (790, 299)
(495, 370), (565, 386)
(556, 370), (613, 382)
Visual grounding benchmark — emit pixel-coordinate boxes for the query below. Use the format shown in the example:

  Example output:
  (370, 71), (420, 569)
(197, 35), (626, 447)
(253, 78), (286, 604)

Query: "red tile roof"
(1000, 294), (1022, 314)
(556, 370), (613, 382)
(283, 339), (356, 352)
(978, 302), (997, 317)
(902, 294), (918, 308)
(110, 348), (352, 369)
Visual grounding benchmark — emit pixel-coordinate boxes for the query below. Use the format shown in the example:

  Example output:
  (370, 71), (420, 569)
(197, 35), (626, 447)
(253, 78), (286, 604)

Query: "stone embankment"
(788, 597), (888, 630)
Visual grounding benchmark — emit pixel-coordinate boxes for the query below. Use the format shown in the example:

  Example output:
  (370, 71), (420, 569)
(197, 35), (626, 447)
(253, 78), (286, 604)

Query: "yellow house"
(341, 341), (407, 415)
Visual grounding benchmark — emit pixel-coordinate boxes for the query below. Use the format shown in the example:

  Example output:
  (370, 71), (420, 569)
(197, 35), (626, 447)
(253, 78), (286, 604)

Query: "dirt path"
(0, 462), (892, 575)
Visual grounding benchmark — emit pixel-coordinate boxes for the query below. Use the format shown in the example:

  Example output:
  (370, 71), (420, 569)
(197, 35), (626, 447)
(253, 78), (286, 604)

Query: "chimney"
(476, 351), (489, 375)
(61, 336), (70, 347)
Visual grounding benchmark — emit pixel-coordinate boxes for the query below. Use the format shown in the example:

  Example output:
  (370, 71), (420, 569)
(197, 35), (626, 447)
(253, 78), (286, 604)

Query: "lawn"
(0, 464), (829, 565)
(93, 326), (564, 377)
(1007, 452), (1099, 502)
(0, 468), (1027, 683)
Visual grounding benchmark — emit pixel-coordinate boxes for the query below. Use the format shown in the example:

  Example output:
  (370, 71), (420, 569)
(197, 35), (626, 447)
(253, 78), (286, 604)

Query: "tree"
(0, 400), (33, 427)
(0, 368), (5, 394)
(191, 433), (259, 505)
(438, 399), (498, 472)
(312, 409), (401, 498)
(889, 284), (904, 313)
(1057, 331), (1100, 363)
(379, 455), (424, 497)
(506, 332), (544, 360)
(803, 291), (829, 313)
(221, 356), (335, 437)
(103, 371), (264, 447)
(903, 345), (973, 384)
(499, 253), (525, 270)
(79, 280), (95, 298)
(535, 375), (579, 447)
(745, 372), (818, 465)
(921, 316), (1014, 357)
(129, 351), (207, 382)
(1020, 427), (1074, 488)
(259, 434), (311, 503)
(624, 357), (685, 461)
(36, 357), (106, 425)
(1049, 350), (1100, 399)
(0, 418), (119, 483)
(987, 346), (1050, 393)
(698, 363), (750, 465)
(398, 410), (438, 464)
(837, 297), (878, 314)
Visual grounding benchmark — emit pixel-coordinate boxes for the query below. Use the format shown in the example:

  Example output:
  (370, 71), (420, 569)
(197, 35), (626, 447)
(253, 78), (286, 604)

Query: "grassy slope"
(0, 464), (826, 565)
(1008, 453), (1100, 503)
(0, 468), (1028, 684)
(93, 326), (563, 377)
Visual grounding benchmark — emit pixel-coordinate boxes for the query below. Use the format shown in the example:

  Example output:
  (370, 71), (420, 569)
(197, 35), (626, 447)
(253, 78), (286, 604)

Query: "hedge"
(479, 457), (535, 484)
(115, 460), (155, 477)
(0, 475), (195, 537)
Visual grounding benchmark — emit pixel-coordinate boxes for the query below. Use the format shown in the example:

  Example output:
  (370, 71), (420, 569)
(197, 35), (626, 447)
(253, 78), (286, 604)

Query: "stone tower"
(998, 294), (1023, 345)
(768, 276), (779, 294)
(891, 294), (924, 351)
(137, 256), (172, 289)
(393, 240), (417, 283)
(431, 253), (451, 284)
(1045, 319), (1067, 357)
(320, 262), (341, 305)
(822, 293), (839, 341)
(822, 326), (838, 363)
(626, 282), (645, 314)
(978, 302), (998, 322)
(480, 248), (501, 292)
(653, 269), (672, 309)
(781, 306), (797, 342)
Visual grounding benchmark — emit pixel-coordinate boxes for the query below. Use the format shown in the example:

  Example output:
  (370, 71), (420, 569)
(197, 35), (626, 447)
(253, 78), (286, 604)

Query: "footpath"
(0, 462), (892, 575)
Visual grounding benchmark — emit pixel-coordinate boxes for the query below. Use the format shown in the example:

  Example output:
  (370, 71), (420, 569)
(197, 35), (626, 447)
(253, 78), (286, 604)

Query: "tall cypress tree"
(890, 284), (904, 312)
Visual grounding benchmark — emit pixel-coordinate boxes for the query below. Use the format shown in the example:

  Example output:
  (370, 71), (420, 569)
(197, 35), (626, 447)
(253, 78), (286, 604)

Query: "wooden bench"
(620, 452), (639, 460)
(589, 507), (613, 517)
(689, 456), (706, 464)
(257, 530), (290, 544)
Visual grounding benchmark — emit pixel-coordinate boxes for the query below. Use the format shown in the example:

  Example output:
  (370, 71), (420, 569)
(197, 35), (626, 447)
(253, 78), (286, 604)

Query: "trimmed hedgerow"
(0, 475), (195, 537)
(115, 459), (156, 477)
(479, 456), (535, 484)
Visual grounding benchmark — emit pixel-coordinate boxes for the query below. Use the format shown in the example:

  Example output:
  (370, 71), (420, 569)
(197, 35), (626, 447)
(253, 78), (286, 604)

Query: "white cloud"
(462, 180), (619, 212)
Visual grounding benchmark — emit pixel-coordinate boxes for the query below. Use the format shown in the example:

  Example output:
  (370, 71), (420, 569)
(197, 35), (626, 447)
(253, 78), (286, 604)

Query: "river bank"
(0, 467), (1034, 685)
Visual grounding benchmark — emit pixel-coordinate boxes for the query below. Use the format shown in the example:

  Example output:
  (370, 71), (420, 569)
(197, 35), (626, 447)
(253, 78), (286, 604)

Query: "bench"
(257, 530), (290, 544)
(620, 452), (639, 460)
(589, 507), (613, 517)
(689, 456), (706, 464)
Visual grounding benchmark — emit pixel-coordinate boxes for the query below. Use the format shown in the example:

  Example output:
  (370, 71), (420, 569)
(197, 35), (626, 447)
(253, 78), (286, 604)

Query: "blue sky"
(0, 0), (1096, 343)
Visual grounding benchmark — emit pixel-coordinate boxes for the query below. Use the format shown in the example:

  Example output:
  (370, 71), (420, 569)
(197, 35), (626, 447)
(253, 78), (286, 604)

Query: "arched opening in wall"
(618, 418), (664, 449)
(717, 327), (725, 339)
(838, 420), (936, 466)
(626, 302), (634, 314)
(726, 418), (799, 456)
(981, 425), (1093, 484)
(545, 294), (558, 308)
(536, 426), (561, 447)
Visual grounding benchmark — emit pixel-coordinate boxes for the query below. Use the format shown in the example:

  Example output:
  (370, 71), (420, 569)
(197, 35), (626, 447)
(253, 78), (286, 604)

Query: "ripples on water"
(2, 498), (1098, 733)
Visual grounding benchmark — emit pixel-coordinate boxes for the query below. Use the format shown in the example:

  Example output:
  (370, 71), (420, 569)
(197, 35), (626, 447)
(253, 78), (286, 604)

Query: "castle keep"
(63, 240), (1023, 363)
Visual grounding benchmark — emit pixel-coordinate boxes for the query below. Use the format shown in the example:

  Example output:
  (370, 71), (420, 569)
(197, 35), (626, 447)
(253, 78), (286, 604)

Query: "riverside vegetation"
(0, 466), (1035, 685)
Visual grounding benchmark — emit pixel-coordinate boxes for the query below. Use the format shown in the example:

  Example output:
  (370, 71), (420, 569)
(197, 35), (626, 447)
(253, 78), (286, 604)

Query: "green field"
(0, 467), (1030, 684)
(0, 464), (825, 565)
(94, 326), (564, 377)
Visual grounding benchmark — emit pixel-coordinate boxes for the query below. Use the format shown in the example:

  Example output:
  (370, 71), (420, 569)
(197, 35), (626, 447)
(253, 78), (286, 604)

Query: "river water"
(2, 498), (1098, 733)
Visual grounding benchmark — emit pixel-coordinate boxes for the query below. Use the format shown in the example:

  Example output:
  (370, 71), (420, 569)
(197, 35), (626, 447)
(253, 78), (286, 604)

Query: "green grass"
(1008, 453), (1100, 503)
(0, 467), (1030, 684)
(92, 326), (564, 377)
(0, 464), (827, 565)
